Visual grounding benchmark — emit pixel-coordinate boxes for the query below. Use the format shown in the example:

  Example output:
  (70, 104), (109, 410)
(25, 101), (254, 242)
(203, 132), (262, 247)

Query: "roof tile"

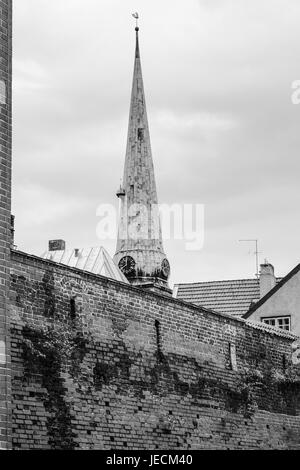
(174, 278), (281, 317)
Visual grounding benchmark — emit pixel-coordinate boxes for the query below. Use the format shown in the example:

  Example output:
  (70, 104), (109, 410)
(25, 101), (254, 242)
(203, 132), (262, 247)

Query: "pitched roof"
(174, 277), (281, 317)
(42, 246), (129, 284)
(243, 263), (300, 319)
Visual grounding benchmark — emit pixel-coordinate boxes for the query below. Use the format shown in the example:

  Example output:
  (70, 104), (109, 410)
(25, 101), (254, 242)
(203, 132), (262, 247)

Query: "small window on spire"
(138, 128), (144, 141)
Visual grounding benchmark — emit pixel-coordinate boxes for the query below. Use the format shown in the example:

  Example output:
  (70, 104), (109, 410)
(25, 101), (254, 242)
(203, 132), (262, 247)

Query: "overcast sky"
(12, 0), (300, 286)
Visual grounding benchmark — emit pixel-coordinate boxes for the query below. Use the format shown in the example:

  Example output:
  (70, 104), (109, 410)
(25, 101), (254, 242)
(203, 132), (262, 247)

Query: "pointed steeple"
(114, 21), (171, 293)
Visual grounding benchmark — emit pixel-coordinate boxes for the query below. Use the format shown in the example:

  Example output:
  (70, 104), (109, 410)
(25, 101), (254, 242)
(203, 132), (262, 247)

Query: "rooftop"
(174, 277), (282, 317)
(42, 246), (128, 284)
(244, 262), (300, 319)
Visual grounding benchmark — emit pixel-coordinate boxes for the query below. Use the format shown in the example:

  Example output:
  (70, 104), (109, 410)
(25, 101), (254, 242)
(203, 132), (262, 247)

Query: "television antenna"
(239, 239), (260, 279)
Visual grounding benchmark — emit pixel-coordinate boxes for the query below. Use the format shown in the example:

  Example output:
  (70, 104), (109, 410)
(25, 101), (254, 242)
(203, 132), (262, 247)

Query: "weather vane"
(132, 12), (139, 29)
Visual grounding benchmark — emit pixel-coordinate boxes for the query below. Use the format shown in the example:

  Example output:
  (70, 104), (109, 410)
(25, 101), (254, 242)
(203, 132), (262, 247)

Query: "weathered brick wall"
(0, 0), (12, 451)
(9, 251), (300, 450)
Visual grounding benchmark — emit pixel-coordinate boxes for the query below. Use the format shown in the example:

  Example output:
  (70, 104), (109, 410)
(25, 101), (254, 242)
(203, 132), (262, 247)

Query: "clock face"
(161, 258), (170, 278)
(118, 256), (136, 277)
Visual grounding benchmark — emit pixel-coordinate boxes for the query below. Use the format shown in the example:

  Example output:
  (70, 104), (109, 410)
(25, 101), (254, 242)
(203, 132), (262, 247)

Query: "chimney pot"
(49, 240), (66, 252)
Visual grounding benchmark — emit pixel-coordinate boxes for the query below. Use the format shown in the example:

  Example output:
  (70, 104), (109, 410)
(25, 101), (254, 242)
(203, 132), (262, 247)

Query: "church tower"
(0, 0), (12, 450)
(114, 21), (171, 294)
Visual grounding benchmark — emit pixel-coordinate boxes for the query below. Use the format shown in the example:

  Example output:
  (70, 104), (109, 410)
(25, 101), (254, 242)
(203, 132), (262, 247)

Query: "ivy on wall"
(22, 319), (88, 449)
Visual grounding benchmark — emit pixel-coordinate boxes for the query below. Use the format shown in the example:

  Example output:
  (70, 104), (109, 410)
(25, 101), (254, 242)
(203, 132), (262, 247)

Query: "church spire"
(114, 18), (171, 293)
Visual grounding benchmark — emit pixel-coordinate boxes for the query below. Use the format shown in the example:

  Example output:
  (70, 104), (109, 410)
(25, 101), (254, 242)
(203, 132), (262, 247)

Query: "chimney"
(260, 261), (276, 298)
(49, 240), (66, 252)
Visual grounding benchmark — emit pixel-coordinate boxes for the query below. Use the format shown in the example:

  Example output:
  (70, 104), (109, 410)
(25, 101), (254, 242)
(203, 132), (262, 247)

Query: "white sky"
(12, 0), (300, 286)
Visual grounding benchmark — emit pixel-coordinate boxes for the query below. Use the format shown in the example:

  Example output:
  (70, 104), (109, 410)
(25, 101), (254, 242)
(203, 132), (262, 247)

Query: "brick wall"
(9, 251), (300, 450)
(0, 0), (12, 451)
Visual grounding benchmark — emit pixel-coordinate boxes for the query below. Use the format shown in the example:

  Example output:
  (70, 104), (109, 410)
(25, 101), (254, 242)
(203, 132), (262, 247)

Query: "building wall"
(248, 270), (300, 337)
(9, 251), (300, 450)
(0, 0), (12, 451)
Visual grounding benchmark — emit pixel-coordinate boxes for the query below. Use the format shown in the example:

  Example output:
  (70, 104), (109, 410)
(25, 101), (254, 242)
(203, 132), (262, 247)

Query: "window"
(137, 128), (144, 141)
(262, 316), (291, 331)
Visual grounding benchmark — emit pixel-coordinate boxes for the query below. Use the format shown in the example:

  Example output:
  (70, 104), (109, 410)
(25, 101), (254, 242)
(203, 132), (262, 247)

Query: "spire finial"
(132, 12), (140, 58)
(132, 12), (139, 31)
